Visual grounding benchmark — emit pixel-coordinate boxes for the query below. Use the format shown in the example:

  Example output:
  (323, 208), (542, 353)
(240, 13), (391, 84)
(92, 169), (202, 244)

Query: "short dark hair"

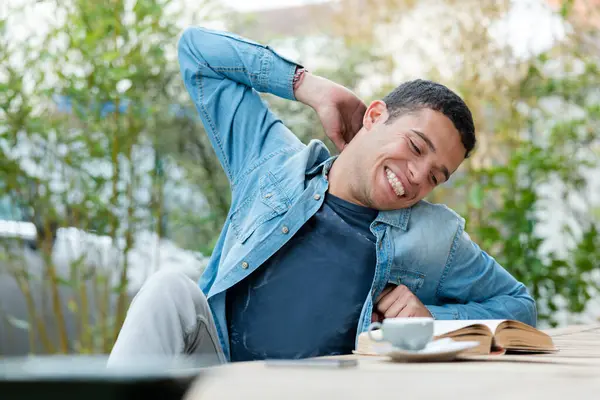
(382, 79), (476, 158)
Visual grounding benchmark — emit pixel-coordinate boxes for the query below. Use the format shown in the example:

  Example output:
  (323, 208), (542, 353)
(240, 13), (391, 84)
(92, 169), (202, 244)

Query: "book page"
(434, 320), (507, 337)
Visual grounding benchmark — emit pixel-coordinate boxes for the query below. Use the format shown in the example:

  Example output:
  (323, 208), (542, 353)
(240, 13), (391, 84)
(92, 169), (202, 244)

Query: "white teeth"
(385, 168), (405, 197)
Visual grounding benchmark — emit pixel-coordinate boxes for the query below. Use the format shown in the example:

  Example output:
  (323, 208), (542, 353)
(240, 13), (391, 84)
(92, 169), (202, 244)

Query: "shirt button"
(313, 194), (321, 200)
(241, 261), (249, 269)
(281, 226), (289, 234)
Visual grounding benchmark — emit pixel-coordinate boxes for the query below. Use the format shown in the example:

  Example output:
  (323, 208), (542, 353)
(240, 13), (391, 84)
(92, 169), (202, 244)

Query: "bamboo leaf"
(6, 315), (30, 331)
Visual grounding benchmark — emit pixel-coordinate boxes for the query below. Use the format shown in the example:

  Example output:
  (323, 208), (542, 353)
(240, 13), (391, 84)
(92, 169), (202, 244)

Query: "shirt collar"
(375, 207), (411, 231)
(306, 154), (337, 178)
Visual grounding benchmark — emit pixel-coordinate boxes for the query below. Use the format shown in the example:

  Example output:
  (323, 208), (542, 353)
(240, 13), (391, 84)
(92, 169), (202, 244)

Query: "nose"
(408, 161), (429, 185)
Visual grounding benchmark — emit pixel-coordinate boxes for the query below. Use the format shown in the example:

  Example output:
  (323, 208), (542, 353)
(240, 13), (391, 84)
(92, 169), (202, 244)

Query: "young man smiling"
(108, 27), (536, 365)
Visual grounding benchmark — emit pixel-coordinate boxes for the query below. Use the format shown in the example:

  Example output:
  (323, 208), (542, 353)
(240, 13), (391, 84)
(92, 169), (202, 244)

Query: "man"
(108, 27), (536, 366)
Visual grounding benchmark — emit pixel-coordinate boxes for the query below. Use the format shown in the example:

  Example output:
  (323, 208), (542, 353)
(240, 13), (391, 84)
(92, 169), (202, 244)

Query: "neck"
(327, 156), (366, 207)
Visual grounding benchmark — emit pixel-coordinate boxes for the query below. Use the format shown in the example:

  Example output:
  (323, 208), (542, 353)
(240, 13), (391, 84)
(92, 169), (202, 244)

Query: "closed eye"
(431, 173), (438, 185)
(409, 140), (421, 155)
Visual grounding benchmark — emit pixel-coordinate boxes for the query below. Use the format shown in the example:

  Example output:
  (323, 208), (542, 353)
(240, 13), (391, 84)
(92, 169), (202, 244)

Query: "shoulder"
(410, 200), (465, 229)
(387, 201), (469, 287)
(410, 202), (481, 264)
(231, 139), (330, 199)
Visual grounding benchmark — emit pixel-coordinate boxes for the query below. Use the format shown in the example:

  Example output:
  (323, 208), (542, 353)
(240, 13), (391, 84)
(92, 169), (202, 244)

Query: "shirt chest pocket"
(230, 172), (291, 243)
(388, 268), (426, 294)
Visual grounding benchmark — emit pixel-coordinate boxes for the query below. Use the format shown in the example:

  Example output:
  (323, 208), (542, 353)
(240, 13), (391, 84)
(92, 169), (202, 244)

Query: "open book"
(356, 320), (557, 356)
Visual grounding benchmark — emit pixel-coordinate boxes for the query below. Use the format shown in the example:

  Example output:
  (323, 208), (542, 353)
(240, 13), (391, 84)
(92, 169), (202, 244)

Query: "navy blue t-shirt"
(226, 192), (377, 361)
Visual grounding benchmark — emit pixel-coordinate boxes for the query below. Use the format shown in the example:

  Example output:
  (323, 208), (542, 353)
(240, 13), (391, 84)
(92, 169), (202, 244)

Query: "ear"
(363, 100), (388, 131)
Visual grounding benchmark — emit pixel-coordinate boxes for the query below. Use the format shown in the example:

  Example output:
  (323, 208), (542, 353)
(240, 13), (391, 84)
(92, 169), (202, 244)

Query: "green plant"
(249, 0), (600, 326)
(0, 0), (218, 354)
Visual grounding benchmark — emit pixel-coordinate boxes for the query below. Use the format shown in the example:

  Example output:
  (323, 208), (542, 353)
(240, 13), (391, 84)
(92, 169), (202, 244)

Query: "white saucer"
(374, 338), (480, 362)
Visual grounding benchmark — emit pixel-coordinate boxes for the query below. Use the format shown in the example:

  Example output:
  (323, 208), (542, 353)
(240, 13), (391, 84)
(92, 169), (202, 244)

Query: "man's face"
(346, 103), (466, 210)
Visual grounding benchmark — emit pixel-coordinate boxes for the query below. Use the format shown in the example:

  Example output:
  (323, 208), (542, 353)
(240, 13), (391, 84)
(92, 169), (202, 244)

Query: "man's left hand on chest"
(372, 284), (432, 321)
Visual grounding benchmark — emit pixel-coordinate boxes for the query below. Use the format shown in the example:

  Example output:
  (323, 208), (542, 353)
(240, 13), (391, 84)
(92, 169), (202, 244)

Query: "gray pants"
(107, 269), (226, 367)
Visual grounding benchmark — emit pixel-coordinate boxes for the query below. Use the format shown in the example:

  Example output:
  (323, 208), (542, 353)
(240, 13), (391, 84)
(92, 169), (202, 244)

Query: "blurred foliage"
(0, 0), (598, 356)
(251, 0), (600, 326)
(0, 0), (222, 354)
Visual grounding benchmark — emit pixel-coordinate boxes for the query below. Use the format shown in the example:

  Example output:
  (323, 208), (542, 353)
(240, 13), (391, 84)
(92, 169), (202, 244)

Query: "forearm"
(433, 226), (539, 327)
(177, 26), (304, 183)
(178, 27), (297, 100)
(293, 71), (329, 109)
(426, 289), (537, 327)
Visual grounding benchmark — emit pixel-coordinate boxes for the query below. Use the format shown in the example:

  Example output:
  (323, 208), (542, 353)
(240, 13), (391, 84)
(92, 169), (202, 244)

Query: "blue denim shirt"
(178, 27), (537, 361)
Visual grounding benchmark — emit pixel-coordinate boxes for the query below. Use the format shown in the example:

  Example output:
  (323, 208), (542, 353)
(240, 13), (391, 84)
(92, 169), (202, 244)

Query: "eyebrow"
(410, 129), (450, 181)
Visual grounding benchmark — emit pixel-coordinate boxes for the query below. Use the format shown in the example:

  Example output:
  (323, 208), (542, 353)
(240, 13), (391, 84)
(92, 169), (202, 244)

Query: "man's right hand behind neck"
(294, 72), (367, 152)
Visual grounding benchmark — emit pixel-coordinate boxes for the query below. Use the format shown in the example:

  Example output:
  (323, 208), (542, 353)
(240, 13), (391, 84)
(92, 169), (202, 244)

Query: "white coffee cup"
(367, 317), (434, 351)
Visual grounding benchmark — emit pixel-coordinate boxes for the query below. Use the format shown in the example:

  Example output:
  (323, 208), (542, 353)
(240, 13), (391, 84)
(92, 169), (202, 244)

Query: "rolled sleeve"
(262, 49), (298, 101)
(426, 305), (459, 320)
(177, 26), (305, 185)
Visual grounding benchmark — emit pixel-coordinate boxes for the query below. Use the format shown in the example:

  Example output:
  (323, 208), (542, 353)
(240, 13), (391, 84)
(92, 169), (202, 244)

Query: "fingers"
(375, 287), (398, 313)
(375, 284), (431, 319)
(351, 102), (367, 133)
(383, 298), (407, 318)
(397, 306), (415, 318)
(398, 300), (426, 318)
(343, 102), (367, 145)
(371, 310), (383, 323)
(383, 287), (414, 318)
(375, 285), (395, 303)
(398, 298), (432, 318)
(330, 134), (346, 152)
(376, 285), (408, 314)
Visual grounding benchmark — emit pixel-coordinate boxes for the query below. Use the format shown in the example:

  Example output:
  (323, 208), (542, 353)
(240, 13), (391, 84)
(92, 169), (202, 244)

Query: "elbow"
(177, 27), (196, 66)
(522, 295), (538, 328)
(177, 27), (210, 86)
(514, 284), (538, 327)
(177, 26), (214, 58)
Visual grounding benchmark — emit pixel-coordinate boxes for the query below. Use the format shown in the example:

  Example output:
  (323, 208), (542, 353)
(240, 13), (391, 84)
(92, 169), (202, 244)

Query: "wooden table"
(185, 325), (600, 399)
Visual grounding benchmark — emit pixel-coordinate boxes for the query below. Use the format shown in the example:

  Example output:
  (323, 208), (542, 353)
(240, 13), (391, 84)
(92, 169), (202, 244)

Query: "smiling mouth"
(385, 167), (405, 197)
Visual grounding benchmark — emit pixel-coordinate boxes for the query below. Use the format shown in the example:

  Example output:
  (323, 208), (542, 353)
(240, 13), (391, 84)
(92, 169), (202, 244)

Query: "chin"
(385, 202), (412, 211)
(372, 199), (408, 211)
(383, 196), (420, 211)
